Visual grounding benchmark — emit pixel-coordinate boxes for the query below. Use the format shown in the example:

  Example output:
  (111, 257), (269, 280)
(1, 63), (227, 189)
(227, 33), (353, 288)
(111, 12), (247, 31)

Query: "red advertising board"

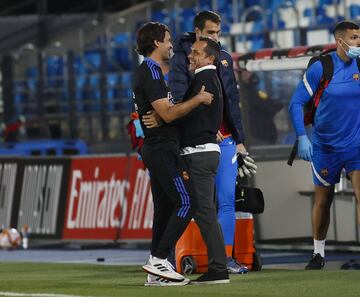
(62, 155), (153, 240)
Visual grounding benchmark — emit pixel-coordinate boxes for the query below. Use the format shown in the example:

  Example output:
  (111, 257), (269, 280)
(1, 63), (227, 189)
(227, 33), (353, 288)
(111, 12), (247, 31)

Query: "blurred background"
(0, 0), (359, 253)
(1, 0), (359, 153)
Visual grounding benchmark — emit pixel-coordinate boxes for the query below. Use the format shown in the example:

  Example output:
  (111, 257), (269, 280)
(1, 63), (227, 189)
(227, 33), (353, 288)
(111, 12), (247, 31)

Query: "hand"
(197, 85), (214, 105)
(142, 110), (162, 128)
(237, 152), (257, 178)
(298, 135), (313, 161)
(216, 131), (224, 143)
(236, 143), (247, 154)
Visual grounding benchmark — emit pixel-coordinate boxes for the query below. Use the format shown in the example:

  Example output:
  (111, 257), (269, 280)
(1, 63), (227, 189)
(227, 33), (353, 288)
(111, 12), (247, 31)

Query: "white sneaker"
(144, 274), (190, 287)
(142, 256), (185, 281)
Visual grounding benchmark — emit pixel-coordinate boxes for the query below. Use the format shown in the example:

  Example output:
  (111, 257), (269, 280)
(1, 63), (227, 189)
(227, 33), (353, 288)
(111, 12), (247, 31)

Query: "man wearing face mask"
(289, 20), (360, 270)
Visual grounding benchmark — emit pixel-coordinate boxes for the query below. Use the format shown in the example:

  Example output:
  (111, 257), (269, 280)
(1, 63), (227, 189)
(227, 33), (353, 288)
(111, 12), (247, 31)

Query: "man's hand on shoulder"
(196, 85), (213, 105)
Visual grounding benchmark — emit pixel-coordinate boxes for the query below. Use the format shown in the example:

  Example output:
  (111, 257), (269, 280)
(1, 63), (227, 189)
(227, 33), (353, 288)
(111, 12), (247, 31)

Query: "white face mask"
(341, 39), (360, 59)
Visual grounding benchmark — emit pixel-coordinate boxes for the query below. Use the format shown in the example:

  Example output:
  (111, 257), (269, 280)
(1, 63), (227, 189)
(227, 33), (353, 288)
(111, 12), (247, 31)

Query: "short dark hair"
(334, 20), (359, 38)
(136, 22), (170, 56)
(199, 36), (221, 63)
(194, 10), (221, 30)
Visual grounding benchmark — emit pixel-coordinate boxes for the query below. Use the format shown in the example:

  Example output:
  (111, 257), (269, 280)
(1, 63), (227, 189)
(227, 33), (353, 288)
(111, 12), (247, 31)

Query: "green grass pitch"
(0, 263), (360, 297)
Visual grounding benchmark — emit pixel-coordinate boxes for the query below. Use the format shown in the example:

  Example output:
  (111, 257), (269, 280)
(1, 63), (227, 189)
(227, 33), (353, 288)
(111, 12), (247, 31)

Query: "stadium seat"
(111, 33), (132, 71)
(107, 73), (119, 112)
(198, 0), (212, 11)
(349, 4), (360, 20)
(74, 55), (86, 75)
(46, 56), (64, 88)
(84, 49), (102, 73)
(25, 67), (38, 93)
(13, 81), (27, 117)
(75, 76), (86, 112)
(119, 72), (133, 112)
(83, 74), (101, 112)
(179, 9), (196, 33)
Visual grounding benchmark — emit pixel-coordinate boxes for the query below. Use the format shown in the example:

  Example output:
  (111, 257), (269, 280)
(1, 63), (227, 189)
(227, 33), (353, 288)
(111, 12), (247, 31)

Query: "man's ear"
(154, 40), (160, 48)
(194, 27), (201, 39)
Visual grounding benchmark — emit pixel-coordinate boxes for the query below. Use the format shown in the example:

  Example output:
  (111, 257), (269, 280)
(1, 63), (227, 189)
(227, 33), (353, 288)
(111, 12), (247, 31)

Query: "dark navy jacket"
(169, 32), (245, 144)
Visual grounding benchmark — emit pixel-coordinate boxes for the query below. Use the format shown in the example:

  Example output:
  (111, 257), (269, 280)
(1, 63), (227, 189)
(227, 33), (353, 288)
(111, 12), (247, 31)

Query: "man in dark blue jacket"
(169, 10), (257, 274)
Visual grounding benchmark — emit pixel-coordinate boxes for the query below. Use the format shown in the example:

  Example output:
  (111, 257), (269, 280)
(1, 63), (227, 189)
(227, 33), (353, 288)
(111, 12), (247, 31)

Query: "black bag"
(235, 178), (264, 214)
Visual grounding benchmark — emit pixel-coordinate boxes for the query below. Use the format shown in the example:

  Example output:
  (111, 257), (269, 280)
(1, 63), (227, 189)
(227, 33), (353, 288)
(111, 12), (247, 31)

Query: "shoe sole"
(142, 265), (185, 281)
(227, 269), (249, 274)
(191, 279), (230, 285)
(144, 279), (190, 287)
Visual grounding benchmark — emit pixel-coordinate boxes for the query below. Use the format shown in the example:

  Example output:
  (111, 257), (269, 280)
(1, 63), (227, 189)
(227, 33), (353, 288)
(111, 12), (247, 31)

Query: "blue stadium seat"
(217, 0), (234, 23)
(199, 0), (212, 10)
(179, 9), (196, 32)
(74, 56), (86, 75)
(349, 4), (360, 20)
(25, 67), (38, 93)
(83, 74), (101, 112)
(250, 35), (264, 51)
(84, 49), (102, 73)
(13, 81), (27, 116)
(152, 10), (169, 24)
(46, 56), (64, 88)
(119, 72), (133, 112)
(112, 33), (132, 71)
(316, 6), (334, 25)
(75, 76), (86, 112)
(245, 0), (260, 9)
(107, 73), (119, 112)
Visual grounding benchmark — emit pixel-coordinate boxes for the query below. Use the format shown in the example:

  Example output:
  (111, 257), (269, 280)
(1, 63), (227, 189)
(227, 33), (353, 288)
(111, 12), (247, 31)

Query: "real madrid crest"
(320, 168), (329, 177)
(221, 59), (228, 67)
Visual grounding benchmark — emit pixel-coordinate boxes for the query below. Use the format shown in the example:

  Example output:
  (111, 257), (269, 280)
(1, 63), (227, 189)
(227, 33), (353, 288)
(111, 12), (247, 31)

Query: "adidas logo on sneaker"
(142, 256), (185, 281)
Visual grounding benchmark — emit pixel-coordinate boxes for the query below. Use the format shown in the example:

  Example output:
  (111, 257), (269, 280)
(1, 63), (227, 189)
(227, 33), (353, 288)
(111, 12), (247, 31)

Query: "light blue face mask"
(342, 40), (360, 59)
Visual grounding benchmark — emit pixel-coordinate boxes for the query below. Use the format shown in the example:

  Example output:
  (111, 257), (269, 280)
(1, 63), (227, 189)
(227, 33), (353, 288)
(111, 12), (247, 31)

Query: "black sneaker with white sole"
(191, 270), (230, 285)
(305, 253), (325, 270)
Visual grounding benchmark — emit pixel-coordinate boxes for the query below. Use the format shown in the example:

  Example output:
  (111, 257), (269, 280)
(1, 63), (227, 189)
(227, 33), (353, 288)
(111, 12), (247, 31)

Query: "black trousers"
(182, 151), (227, 273)
(142, 141), (196, 259)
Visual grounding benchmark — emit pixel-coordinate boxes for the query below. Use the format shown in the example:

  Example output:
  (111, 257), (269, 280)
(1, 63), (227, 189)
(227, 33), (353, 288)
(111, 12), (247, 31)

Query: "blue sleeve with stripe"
(288, 61), (323, 137)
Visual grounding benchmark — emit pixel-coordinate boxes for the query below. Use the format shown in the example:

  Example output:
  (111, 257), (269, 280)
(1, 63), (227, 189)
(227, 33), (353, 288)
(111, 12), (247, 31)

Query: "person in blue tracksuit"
(289, 20), (360, 270)
(169, 10), (257, 274)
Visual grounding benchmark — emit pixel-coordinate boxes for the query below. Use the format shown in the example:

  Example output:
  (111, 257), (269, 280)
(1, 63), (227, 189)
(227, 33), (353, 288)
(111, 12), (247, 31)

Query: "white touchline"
(0, 292), (95, 297)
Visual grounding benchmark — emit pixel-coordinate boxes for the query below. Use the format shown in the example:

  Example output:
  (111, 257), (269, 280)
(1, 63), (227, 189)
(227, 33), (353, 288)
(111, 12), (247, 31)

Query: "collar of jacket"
(194, 64), (217, 74)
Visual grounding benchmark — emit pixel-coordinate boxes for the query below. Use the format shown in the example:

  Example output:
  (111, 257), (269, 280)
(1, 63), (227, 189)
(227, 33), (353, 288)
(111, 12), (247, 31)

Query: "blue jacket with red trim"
(169, 32), (245, 144)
